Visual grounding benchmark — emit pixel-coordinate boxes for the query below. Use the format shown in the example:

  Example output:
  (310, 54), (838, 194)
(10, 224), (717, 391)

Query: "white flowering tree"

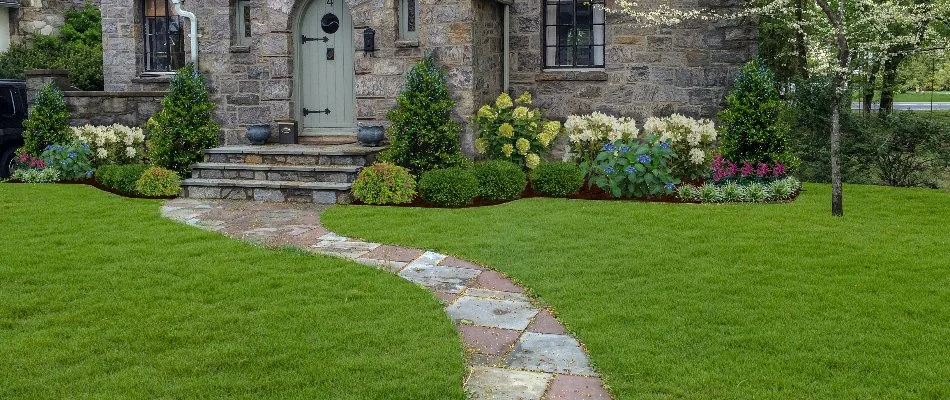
(610, 0), (949, 216)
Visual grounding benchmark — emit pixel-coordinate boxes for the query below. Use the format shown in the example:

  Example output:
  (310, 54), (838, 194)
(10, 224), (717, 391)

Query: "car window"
(0, 88), (15, 117)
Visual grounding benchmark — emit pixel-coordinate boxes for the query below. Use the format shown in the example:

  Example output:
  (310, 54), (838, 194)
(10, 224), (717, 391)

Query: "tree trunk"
(862, 62), (880, 113)
(879, 56), (902, 117)
(830, 81), (843, 216)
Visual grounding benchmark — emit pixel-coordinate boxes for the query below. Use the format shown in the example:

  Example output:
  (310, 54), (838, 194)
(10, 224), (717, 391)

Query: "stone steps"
(190, 163), (361, 183)
(181, 144), (385, 204)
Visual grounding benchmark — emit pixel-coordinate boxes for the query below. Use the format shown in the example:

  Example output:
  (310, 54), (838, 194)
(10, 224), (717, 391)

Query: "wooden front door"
(296, 0), (355, 135)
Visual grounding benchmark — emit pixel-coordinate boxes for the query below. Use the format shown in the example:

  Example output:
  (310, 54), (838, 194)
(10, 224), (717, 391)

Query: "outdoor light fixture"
(362, 27), (376, 53)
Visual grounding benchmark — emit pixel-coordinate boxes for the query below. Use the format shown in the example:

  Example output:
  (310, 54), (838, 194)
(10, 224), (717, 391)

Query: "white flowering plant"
(641, 114), (717, 182)
(72, 124), (147, 166)
(473, 92), (560, 170)
(564, 112), (639, 179)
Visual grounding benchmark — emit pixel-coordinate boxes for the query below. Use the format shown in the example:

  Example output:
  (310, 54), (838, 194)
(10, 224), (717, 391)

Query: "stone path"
(161, 199), (611, 400)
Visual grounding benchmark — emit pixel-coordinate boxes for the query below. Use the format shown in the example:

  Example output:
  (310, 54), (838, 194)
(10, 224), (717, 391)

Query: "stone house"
(93, 0), (756, 150)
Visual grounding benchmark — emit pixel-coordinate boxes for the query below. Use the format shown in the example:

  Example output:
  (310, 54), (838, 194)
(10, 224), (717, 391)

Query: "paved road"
(852, 102), (950, 111)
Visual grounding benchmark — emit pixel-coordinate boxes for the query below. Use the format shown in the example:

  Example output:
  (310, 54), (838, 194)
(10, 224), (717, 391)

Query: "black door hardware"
(303, 108), (331, 116)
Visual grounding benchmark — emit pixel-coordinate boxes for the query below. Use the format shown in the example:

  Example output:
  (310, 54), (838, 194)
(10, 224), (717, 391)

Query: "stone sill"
(395, 39), (420, 48)
(230, 45), (251, 53)
(63, 91), (167, 98)
(536, 70), (608, 82)
(132, 74), (174, 84)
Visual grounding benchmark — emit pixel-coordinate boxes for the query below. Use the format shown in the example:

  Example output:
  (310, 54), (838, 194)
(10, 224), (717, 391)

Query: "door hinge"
(302, 35), (330, 43)
(303, 107), (331, 116)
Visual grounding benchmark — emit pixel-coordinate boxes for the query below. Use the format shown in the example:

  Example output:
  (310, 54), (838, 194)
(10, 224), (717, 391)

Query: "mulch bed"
(4, 179), (176, 200)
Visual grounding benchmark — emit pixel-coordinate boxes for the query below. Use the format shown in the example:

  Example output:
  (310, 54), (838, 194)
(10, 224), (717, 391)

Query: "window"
(235, 0), (252, 46)
(143, 0), (185, 72)
(398, 0), (418, 40)
(543, 0), (606, 69)
(0, 88), (14, 117)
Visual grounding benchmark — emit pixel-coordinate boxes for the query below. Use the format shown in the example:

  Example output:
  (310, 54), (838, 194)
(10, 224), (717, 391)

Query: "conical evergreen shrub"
(381, 56), (465, 174)
(147, 63), (220, 177)
(23, 83), (71, 154)
(718, 58), (791, 163)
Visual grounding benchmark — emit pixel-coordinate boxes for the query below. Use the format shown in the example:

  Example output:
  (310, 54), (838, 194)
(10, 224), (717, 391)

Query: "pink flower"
(756, 162), (770, 177)
(773, 163), (786, 177)
(740, 161), (754, 177)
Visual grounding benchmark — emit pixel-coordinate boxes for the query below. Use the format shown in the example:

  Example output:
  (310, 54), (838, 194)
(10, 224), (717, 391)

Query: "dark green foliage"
(719, 59), (791, 163)
(866, 113), (950, 188)
(351, 162), (417, 205)
(0, 5), (103, 90)
(95, 164), (150, 194)
(22, 84), (71, 154)
(381, 56), (465, 174)
(530, 162), (584, 197)
(470, 160), (527, 202)
(788, 76), (875, 183)
(147, 64), (220, 177)
(418, 168), (479, 207)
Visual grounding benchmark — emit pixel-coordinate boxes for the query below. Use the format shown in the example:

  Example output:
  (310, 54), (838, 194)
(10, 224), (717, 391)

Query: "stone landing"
(181, 144), (384, 204)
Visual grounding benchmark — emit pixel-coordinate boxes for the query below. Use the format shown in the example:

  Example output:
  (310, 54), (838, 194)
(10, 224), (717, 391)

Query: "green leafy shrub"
(697, 182), (722, 203)
(418, 168), (479, 207)
(95, 164), (150, 195)
(135, 167), (182, 197)
(351, 162), (417, 205)
(0, 5), (103, 90)
(23, 84), (71, 155)
(720, 181), (745, 202)
(744, 182), (770, 202)
(590, 135), (679, 198)
(473, 92), (560, 170)
(147, 64), (220, 177)
(718, 58), (791, 164)
(381, 56), (465, 174)
(530, 162), (584, 197)
(869, 113), (950, 188)
(675, 184), (699, 201)
(12, 168), (60, 183)
(769, 179), (794, 200)
(40, 141), (94, 180)
(470, 160), (527, 202)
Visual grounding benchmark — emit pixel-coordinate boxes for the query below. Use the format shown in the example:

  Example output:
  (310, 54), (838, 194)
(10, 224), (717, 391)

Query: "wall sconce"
(362, 27), (376, 53)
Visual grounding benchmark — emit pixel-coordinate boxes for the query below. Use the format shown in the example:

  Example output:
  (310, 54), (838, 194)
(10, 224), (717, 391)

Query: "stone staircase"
(181, 144), (385, 204)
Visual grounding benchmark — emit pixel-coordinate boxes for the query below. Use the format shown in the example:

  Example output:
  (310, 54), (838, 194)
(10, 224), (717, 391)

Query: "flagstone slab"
(526, 309), (567, 335)
(398, 264), (480, 294)
(505, 332), (596, 376)
(545, 374), (611, 399)
(446, 296), (539, 330)
(474, 270), (525, 293)
(459, 325), (521, 355)
(465, 366), (552, 400)
(361, 245), (423, 262)
(441, 255), (487, 270)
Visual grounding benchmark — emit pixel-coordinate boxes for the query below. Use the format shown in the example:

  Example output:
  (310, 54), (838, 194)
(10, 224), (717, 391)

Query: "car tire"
(0, 146), (16, 179)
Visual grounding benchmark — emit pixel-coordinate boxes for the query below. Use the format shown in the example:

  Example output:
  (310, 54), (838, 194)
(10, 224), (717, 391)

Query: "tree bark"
(862, 62), (880, 114)
(879, 56), (902, 117)
(815, 0), (848, 217)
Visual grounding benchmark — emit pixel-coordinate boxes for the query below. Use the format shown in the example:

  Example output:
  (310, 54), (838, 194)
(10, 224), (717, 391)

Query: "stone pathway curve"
(161, 199), (611, 400)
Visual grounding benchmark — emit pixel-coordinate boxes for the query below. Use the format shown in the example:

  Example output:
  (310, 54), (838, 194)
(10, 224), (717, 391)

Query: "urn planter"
(246, 124), (271, 145)
(357, 125), (385, 147)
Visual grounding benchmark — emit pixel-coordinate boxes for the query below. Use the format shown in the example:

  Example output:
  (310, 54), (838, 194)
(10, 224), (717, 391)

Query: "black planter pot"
(357, 125), (386, 147)
(246, 124), (271, 145)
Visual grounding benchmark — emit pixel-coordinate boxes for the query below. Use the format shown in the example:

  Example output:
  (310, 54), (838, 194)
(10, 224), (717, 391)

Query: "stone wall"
(472, 0), (504, 112)
(12, 0), (97, 44)
(26, 69), (164, 128)
(508, 0), (756, 122)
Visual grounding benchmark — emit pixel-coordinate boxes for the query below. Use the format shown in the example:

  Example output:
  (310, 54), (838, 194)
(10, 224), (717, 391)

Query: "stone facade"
(11, 0), (96, 43)
(25, 69), (164, 128)
(97, 0), (755, 149)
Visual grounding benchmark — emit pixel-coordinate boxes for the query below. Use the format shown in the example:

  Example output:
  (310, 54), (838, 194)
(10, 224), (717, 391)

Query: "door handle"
(302, 35), (329, 44)
(303, 107), (331, 116)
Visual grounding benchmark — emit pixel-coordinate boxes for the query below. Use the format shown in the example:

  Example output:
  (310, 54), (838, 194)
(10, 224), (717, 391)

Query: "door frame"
(293, 0), (357, 136)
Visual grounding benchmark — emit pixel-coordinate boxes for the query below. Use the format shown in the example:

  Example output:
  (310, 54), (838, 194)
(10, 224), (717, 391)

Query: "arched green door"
(296, 0), (355, 135)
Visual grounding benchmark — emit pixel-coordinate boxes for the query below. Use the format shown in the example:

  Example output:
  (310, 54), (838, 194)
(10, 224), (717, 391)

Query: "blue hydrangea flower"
(659, 142), (671, 149)
(86, 170), (94, 177)
(665, 182), (676, 190)
(82, 144), (90, 149)
(604, 166), (616, 174)
(68, 152), (77, 159)
(60, 160), (68, 165)
(601, 143), (617, 152)
(625, 166), (637, 174)
(637, 155), (652, 164)
(619, 145), (630, 153)
(45, 145), (53, 151)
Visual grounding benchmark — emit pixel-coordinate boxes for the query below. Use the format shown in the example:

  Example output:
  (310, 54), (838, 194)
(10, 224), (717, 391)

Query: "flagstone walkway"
(161, 199), (611, 400)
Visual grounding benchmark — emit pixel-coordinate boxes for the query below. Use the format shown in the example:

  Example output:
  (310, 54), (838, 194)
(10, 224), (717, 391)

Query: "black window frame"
(542, 0), (606, 69)
(142, 0), (186, 73)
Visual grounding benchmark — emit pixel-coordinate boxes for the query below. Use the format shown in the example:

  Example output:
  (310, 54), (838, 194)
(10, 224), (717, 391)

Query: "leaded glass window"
(543, 0), (606, 68)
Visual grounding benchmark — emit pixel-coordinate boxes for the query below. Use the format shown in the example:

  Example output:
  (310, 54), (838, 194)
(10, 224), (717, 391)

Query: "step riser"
(183, 185), (352, 204)
(193, 169), (356, 183)
(206, 153), (374, 166)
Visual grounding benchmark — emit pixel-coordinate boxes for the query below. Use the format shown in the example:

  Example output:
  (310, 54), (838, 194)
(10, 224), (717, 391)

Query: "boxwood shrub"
(530, 162), (584, 197)
(418, 167), (479, 207)
(95, 163), (150, 195)
(470, 160), (526, 202)
(352, 162), (417, 205)
(135, 167), (181, 197)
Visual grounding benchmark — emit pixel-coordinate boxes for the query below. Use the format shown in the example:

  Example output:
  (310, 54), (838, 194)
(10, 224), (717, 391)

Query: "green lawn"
(0, 184), (464, 399)
(324, 184), (950, 399)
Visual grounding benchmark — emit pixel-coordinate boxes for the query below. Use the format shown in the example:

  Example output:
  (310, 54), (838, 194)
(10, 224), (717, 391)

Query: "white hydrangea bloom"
(689, 148), (706, 164)
(96, 148), (108, 159)
(125, 146), (137, 158)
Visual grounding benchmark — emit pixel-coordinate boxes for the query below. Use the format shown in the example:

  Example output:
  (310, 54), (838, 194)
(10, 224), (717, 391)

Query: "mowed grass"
(324, 184), (950, 399)
(0, 184), (464, 399)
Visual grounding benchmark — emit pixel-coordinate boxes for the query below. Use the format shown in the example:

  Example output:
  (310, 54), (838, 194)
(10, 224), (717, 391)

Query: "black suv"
(0, 80), (28, 178)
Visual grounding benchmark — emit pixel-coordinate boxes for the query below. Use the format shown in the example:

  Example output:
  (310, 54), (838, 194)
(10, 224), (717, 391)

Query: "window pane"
(556, 26), (572, 46)
(545, 47), (557, 67)
(575, 29), (592, 46)
(556, 3), (573, 25)
(576, 46), (591, 66)
(593, 25), (604, 45)
(594, 46), (604, 66)
(575, 5), (592, 30)
(557, 46), (573, 66)
(243, 2), (251, 38)
(543, 0), (606, 68)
